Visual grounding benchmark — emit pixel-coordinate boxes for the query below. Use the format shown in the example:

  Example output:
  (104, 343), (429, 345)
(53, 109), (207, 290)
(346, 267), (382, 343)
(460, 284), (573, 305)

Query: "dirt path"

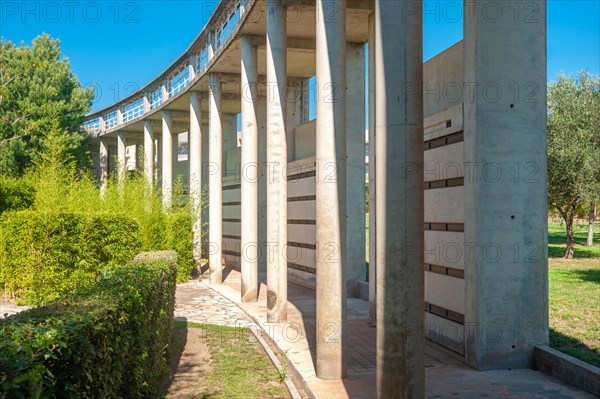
(163, 324), (213, 399)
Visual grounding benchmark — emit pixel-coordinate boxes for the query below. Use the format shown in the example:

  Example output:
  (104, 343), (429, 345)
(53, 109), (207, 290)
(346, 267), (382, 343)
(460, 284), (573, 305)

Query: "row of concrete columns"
(96, 1), (424, 395)
(96, 0), (548, 396)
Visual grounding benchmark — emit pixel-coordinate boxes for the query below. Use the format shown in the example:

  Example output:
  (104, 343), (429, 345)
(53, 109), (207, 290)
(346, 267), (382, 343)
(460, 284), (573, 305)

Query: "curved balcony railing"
(82, 0), (248, 136)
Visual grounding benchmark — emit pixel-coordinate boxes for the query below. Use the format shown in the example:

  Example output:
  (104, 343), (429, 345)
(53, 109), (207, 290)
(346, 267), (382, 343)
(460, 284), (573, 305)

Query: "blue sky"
(1, 0), (599, 113)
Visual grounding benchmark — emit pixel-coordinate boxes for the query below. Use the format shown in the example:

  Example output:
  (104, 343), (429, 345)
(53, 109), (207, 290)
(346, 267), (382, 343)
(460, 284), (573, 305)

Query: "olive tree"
(547, 71), (600, 258)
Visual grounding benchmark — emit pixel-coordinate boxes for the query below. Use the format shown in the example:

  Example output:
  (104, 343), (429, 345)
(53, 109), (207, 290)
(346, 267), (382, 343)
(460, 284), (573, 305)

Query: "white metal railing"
(83, 0), (245, 133)
(122, 98), (144, 122)
(105, 111), (118, 129)
(83, 117), (101, 133)
(196, 46), (209, 74)
(216, 3), (241, 49)
(168, 67), (190, 97)
(150, 88), (163, 110)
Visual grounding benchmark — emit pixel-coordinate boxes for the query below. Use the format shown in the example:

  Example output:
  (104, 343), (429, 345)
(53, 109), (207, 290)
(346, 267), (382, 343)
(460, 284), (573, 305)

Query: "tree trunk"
(586, 200), (596, 246)
(564, 213), (575, 259)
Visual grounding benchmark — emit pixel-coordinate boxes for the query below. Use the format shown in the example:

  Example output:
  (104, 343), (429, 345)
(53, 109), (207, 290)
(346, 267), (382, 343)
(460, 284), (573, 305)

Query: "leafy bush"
(0, 211), (141, 304)
(0, 178), (35, 215)
(164, 213), (194, 282)
(0, 251), (177, 399)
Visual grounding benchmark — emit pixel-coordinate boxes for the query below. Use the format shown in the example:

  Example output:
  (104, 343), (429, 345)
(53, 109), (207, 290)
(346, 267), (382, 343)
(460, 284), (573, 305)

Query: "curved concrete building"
(84, 1), (549, 397)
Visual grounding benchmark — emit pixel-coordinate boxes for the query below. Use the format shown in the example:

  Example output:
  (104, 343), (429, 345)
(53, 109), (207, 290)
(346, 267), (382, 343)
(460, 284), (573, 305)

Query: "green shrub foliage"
(164, 213), (194, 282)
(0, 179), (35, 215)
(0, 252), (177, 398)
(0, 211), (141, 304)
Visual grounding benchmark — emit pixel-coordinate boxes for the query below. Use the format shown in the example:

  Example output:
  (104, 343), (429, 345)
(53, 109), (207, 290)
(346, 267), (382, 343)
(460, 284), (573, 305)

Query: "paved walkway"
(174, 267), (596, 399)
(175, 281), (253, 327)
(0, 303), (29, 319)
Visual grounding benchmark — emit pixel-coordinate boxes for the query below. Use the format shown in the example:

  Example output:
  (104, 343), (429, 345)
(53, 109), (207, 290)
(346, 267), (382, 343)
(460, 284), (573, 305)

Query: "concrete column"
(201, 122), (210, 190)
(257, 97), (268, 279)
(209, 74), (223, 284)
(157, 133), (162, 181)
(286, 80), (303, 162)
(189, 56), (197, 80)
(143, 92), (151, 113)
(208, 31), (216, 60)
(190, 92), (203, 266)
(463, 0), (548, 370)
(99, 138), (109, 199)
(222, 114), (238, 176)
(117, 131), (127, 184)
(241, 35), (259, 302)
(315, 0), (347, 380)
(162, 111), (173, 210)
(201, 121), (210, 254)
(367, 12), (377, 319)
(266, 0), (288, 323)
(144, 121), (154, 187)
(346, 42), (366, 295)
(301, 79), (310, 123)
(162, 80), (168, 102)
(375, 1), (424, 397)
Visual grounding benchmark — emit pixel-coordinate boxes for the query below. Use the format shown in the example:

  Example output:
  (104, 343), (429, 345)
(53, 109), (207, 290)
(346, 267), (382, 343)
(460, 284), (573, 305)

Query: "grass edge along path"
(164, 321), (291, 399)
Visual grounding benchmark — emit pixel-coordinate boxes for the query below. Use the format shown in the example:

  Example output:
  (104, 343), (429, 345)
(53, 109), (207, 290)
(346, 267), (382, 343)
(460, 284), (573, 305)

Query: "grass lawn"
(549, 258), (600, 367)
(548, 220), (600, 367)
(164, 321), (290, 399)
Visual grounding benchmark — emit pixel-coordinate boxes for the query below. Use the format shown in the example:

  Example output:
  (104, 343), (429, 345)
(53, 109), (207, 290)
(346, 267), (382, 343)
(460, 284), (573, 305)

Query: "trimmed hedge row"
(0, 251), (177, 399)
(0, 211), (141, 305)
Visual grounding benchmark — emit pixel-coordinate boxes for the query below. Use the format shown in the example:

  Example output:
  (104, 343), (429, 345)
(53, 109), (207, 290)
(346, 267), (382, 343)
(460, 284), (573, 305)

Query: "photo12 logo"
(1, 2), (140, 24)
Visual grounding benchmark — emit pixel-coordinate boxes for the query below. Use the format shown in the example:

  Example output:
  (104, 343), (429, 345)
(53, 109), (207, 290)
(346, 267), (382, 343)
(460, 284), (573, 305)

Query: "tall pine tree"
(0, 34), (94, 175)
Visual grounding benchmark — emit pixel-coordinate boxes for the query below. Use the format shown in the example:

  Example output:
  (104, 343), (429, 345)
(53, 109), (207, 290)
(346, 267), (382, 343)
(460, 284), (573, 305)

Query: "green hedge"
(0, 179), (35, 215)
(0, 251), (177, 399)
(0, 211), (141, 305)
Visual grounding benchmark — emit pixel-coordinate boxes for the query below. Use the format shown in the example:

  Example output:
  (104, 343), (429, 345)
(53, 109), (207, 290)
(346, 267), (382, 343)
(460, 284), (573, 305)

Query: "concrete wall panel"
(288, 200), (317, 221)
(424, 231), (465, 270)
(223, 204), (241, 219)
(424, 186), (464, 224)
(424, 142), (464, 182)
(425, 272), (465, 314)
(294, 120), (316, 160)
(425, 312), (464, 354)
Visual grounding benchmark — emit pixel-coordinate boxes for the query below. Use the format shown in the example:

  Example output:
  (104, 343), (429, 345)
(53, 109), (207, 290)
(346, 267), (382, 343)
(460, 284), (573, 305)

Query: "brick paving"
(191, 267), (596, 399)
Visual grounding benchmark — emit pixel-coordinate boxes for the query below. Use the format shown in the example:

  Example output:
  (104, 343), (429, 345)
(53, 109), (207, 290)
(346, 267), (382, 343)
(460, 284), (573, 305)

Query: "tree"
(547, 71), (600, 258)
(0, 34), (94, 176)
(587, 201), (596, 246)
